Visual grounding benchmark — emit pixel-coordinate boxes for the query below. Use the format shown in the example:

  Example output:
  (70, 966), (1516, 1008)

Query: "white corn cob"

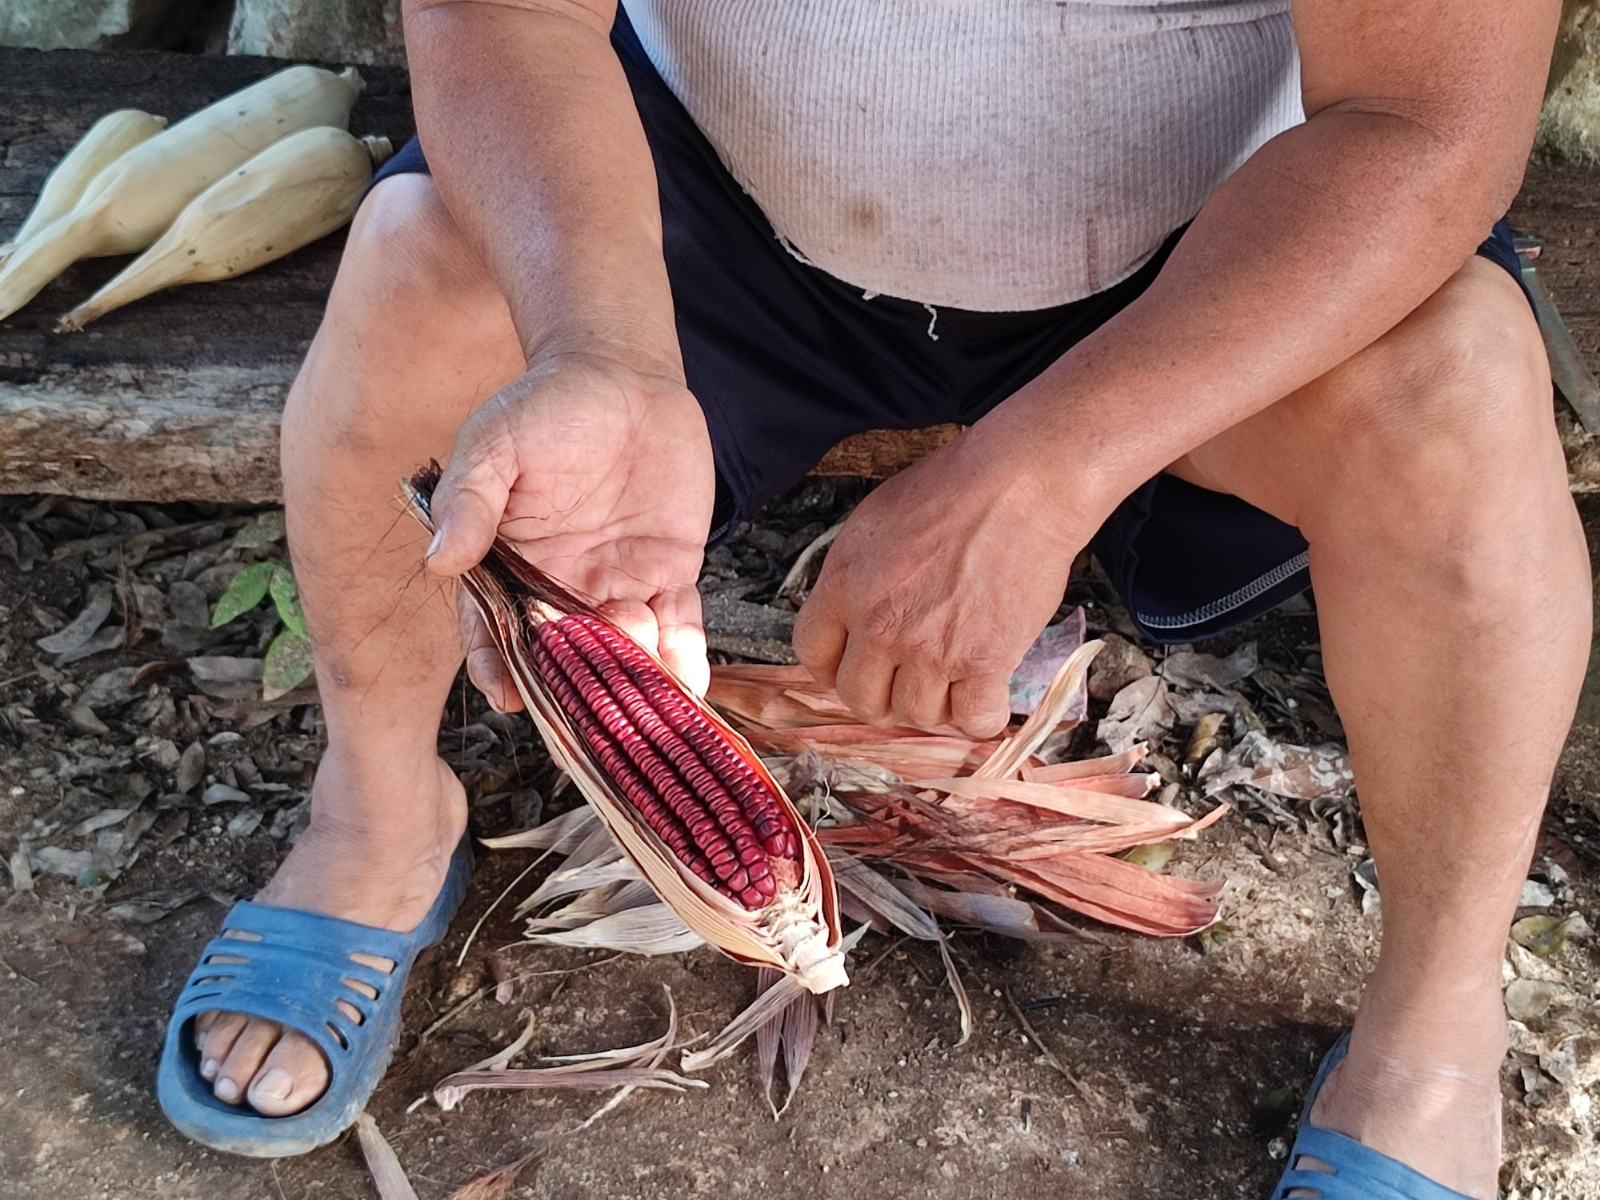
(0, 110), (169, 265)
(0, 65), (364, 323)
(59, 130), (393, 331)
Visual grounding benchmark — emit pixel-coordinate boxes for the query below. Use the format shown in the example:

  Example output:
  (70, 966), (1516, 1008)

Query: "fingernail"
(425, 529), (443, 560)
(214, 1076), (240, 1103)
(200, 1058), (218, 1081)
(254, 1069), (294, 1101)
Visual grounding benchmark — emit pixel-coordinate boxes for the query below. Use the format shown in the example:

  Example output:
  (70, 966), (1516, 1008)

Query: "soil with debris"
(1, 480), (1597, 1200)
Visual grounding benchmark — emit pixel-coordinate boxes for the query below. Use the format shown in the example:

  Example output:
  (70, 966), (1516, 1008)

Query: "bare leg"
(192, 175), (526, 1114)
(1172, 258), (1592, 1197)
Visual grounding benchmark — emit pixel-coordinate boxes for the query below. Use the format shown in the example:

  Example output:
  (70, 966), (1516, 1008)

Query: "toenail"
(254, 1069), (294, 1101)
(215, 1077), (240, 1103)
(200, 1058), (218, 1081)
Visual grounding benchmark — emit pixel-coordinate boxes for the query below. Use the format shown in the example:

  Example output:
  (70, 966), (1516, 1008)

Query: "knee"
(283, 176), (506, 452)
(1305, 265), (1559, 540)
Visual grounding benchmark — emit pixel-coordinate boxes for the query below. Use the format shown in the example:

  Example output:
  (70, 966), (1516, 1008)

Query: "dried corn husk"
(59, 128), (392, 330)
(402, 464), (846, 994)
(708, 646), (1228, 937)
(1, 109), (168, 262)
(0, 65), (364, 322)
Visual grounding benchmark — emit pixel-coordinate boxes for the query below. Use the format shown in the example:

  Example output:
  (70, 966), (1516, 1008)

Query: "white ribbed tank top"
(622, 0), (1303, 311)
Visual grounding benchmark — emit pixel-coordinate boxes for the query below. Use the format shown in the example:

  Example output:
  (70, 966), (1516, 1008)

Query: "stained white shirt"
(623, 0), (1304, 311)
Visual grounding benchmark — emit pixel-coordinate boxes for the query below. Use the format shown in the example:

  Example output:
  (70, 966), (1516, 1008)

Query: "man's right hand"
(424, 352), (717, 707)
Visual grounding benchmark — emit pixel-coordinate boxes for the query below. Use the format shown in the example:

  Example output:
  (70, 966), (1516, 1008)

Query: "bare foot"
(1306, 987), (1506, 1199)
(190, 748), (467, 1116)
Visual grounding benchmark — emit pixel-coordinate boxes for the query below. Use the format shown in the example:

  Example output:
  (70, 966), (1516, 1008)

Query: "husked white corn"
(1, 110), (168, 263)
(60, 129), (392, 331)
(0, 65), (365, 322)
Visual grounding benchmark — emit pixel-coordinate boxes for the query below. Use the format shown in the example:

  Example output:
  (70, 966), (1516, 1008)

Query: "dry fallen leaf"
(354, 1113), (420, 1200)
(1098, 676), (1177, 754)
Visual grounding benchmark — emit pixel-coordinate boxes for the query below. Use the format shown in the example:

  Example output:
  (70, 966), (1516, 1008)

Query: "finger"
(426, 411), (517, 577)
(889, 664), (953, 730)
(834, 635), (896, 725)
(949, 674), (1013, 740)
(793, 594), (848, 688)
(598, 597), (660, 656)
(651, 584), (709, 696)
(457, 589), (523, 713)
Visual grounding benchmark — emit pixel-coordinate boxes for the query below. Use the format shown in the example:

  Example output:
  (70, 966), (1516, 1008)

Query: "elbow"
(1319, 97), (1527, 242)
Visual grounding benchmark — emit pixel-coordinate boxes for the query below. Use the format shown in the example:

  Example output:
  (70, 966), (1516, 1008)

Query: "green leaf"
(231, 510), (287, 549)
(269, 566), (306, 636)
(1121, 841), (1174, 872)
(1196, 920), (1233, 955)
(211, 562), (274, 627)
(1511, 914), (1572, 959)
(262, 629), (315, 700)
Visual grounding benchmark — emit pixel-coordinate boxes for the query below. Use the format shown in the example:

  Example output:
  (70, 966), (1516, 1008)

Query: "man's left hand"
(792, 434), (1083, 738)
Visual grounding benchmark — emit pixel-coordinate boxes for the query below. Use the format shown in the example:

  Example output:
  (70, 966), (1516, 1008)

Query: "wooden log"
(1, 45), (1598, 502)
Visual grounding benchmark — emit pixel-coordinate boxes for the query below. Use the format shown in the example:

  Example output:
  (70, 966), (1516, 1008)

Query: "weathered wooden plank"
(0, 44), (1596, 502)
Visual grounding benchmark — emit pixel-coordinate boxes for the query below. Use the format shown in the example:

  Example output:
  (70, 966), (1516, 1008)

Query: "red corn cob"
(533, 613), (803, 910)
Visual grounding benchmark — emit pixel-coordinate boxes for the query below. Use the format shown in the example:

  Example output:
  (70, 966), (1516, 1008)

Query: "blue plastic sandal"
(157, 838), (473, 1157)
(1271, 1034), (1474, 1200)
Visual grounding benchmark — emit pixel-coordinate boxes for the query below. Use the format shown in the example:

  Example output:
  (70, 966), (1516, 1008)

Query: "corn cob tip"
(791, 934), (849, 994)
(362, 136), (395, 168)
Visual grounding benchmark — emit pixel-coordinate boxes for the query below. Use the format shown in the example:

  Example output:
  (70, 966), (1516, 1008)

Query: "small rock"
(1505, 978), (1565, 1022)
(1087, 634), (1154, 702)
(1539, 1040), (1580, 1086)
(68, 704), (110, 735)
(1506, 939), (1564, 983)
(176, 742), (206, 794)
(1520, 879), (1557, 909)
(201, 783), (251, 805)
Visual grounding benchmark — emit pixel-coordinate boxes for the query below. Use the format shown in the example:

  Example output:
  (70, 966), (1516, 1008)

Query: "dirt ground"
(0, 473), (1598, 1200)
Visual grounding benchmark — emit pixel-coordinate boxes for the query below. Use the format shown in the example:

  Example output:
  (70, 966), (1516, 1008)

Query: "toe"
(246, 1030), (330, 1116)
(197, 1011), (249, 1084)
(215, 1016), (284, 1105)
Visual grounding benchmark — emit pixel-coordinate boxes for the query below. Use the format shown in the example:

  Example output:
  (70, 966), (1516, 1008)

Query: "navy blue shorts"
(374, 8), (1529, 644)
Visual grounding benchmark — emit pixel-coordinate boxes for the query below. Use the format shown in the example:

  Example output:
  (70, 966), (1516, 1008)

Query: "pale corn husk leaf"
(446, 1145), (547, 1200)
(434, 987), (703, 1111)
(829, 854), (939, 941)
(779, 981), (820, 1112)
(933, 921), (973, 1047)
(684, 925), (869, 1073)
(914, 776), (1190, 827)
(355, 1113), (421, 1200)
(1026, 744), (1150, 781)
(527, 878), (663, 932)
(516, 838), (637, 915)
(755, 968), (784, 1117)
(973, 640), (1103, 779)
(523, 904), (705, 956)
(480, 804), (600, 852)
(403, 467), (846, 993)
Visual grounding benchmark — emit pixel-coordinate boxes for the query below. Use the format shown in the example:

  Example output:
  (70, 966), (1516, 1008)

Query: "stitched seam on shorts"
(1137, 551), (1309, 631)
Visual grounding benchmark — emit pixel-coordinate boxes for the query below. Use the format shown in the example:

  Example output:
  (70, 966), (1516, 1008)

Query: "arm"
(978, 0), (1562, 510)
(407, 0), (716, 693)
(794, 0), (1561, 734)
(404, 0), (678, 377)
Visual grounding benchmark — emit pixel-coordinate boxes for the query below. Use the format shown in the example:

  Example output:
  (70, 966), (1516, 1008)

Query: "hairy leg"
(193, 175), (527, 1115)
(1171, 257), (1591, 1197)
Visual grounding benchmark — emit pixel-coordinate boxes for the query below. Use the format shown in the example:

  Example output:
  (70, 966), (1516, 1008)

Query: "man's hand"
(793, 432), (1082, 738)
(425, 353), (716, 707)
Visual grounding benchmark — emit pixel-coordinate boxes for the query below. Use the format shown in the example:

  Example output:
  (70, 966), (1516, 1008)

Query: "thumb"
(426, 418), (516, 577)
